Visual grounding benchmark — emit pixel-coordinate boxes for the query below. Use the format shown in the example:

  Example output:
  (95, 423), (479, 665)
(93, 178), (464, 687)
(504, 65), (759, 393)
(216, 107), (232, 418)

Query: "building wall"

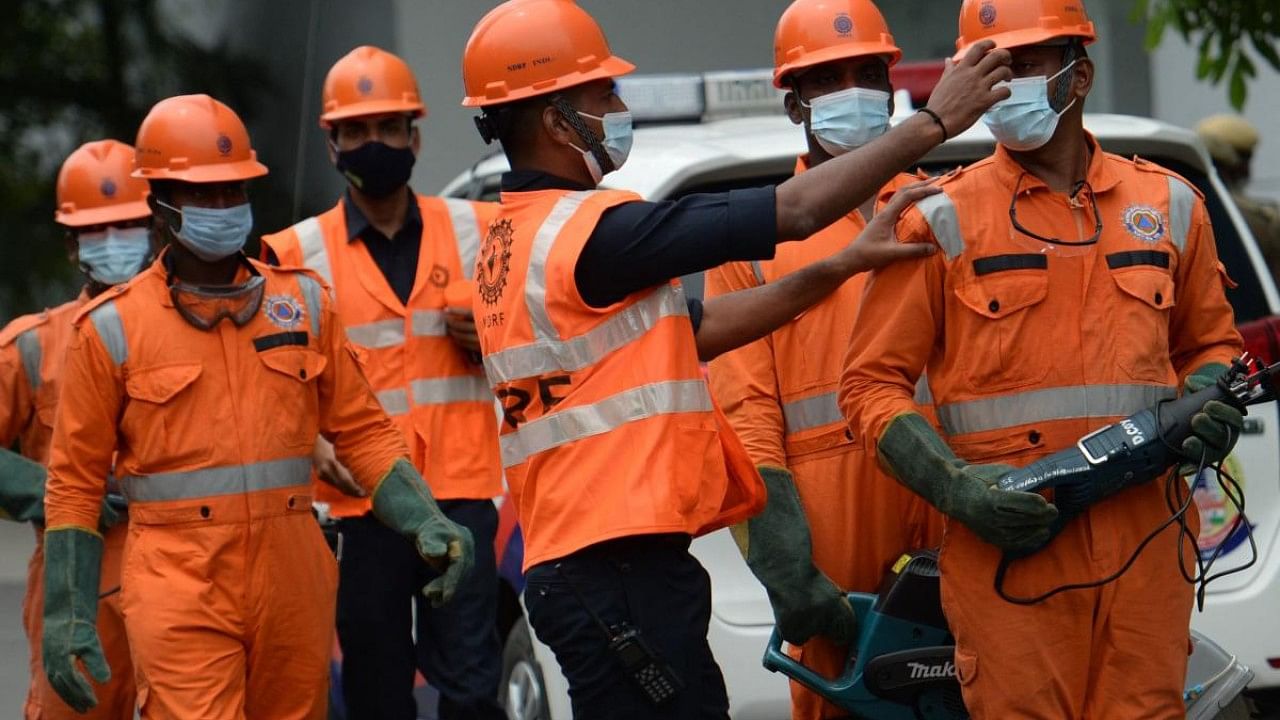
(1151, 39), (1280, 202)
(226, 0), (1273, 221)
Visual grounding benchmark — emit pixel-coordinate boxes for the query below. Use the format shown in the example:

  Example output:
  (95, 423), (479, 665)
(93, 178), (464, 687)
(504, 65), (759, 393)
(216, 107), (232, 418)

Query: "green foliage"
(1136, 0), (1280, 110)
(0, 0), (270, 318)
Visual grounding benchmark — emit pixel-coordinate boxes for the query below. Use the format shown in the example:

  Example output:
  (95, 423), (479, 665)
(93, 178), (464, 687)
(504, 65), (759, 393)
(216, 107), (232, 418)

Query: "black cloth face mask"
(334, 141), (416, 199)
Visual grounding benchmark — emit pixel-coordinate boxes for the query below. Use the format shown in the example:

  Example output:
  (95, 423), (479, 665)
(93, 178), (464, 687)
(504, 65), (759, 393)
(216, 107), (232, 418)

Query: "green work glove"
(0, 449), (125, 531)
(1181, 363), (1245, 471)
(0, 448), (48, 524)
(732, 466), (855, 646)
(878, 413), (1059, 553)
(42, 526), (109, 713)
(371, 458), (475, 607)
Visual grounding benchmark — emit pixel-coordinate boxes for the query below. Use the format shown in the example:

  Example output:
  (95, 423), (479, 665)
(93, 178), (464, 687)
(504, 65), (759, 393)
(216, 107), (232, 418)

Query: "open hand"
(837, 181), (941, 274)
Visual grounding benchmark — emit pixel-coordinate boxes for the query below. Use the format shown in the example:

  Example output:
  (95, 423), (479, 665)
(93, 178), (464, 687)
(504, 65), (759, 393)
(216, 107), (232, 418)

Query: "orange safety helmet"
(956, 0), (1096, 56)
(773, 0), (902, 88)
(461, 0), (635, 108)
(132, 94), (268, 183)
(55, 140), (151, 228)
(320, 45), (426, 128)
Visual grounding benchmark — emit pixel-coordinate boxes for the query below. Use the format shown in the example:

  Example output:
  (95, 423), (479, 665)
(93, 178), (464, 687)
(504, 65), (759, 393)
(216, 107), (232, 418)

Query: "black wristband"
(918, 108), (950, 142)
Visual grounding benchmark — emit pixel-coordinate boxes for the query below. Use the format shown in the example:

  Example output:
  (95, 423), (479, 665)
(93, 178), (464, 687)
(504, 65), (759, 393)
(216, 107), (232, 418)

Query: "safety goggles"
(1009, 174), (1102, 248)
(168, 270), (266, 331)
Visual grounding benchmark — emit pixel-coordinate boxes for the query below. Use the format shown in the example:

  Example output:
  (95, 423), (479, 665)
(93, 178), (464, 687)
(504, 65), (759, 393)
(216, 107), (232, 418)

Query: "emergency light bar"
(617, 70), (785, 123)
(616, 61), (944, 125)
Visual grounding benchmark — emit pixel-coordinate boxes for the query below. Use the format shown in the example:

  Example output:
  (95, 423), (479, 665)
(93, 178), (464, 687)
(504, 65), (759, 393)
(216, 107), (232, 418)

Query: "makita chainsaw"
(762, 550), (1253, 720)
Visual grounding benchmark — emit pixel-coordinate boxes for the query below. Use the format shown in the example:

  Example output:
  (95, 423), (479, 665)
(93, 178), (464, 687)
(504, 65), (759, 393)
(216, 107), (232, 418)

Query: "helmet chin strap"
(549, 95), (616, 175)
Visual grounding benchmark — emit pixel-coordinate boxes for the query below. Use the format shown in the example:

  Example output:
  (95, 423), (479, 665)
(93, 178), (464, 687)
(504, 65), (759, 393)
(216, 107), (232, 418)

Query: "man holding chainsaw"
(841, 1), (1243, 717)
(705, 2), (943, 718)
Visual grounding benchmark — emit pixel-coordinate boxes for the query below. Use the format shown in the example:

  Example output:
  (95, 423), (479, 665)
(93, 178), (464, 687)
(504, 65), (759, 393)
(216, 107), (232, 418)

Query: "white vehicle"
(445, 70), (1280, 719)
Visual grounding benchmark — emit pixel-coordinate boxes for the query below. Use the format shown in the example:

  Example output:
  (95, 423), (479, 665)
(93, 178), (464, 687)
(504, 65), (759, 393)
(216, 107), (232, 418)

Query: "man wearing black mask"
(263, 46), (506, 720)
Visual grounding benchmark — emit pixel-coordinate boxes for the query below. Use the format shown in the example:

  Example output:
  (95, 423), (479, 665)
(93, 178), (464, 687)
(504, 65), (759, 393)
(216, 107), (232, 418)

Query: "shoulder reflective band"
(783, 391), (842, 434)
(121, 456), (312, 503)
(916, 192), (964, 260)
(296, 274), (324, 338)
(293, 217), (333, 285)
(499, 379), (712, 468)
(938, 383), (1176, 436)
(443, 198), (481, 280)
(1106, 250), (1170, 270)
(15, 330), (41, 391)
(89, 301), (128, 366)
(1168, 176), (1195, 252)
(525, 192), (592, 344)
(972, 254), (1048, 276)
(750, 261), (765, 285)
(253, 331), (309, 352)
(483, 283), (689, 385)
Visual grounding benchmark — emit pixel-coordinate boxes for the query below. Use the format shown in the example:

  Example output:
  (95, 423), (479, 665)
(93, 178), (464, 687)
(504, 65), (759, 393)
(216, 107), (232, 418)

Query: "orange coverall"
(45, 256), (409, 719)
(840, 136), (1241, 719)
(0, 294), (133, 720)
(707, 163), (942, 720)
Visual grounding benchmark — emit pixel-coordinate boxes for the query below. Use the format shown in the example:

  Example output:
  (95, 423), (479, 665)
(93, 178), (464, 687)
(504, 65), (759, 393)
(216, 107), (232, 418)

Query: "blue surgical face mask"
(77, 226), (152, 286)
(802, 87), (892, 156)
(157, 200), (254, 262)
(982, 60), (1078, 152)
(572, 110), (634, 183)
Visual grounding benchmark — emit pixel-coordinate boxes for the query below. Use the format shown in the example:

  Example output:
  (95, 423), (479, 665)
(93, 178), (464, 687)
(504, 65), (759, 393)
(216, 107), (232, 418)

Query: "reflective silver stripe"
(938, 383), (1177, 436)
(444, 198), (481, 280)
(526, 192), (593, 343)
(293, 217), (332, 285)
(1167, 176), (1195, 252)
(917, 192), (964, 260)
(15, 330), (41, 391)
(483, 283), (689, 385)
(749, 261), (766, 285)
(347, 319), (405, 348)
(499, 379), (712, 467)
(296, 274), (324, 338)
(783, 391), (842, 434)
(913, 375), (933, 405)
(411, 375), (492, 405)
(90, 302), (127, 366)
(378, 388), (411, 416)
(121, 456), (312, 503)
(411, 310), (447, 338)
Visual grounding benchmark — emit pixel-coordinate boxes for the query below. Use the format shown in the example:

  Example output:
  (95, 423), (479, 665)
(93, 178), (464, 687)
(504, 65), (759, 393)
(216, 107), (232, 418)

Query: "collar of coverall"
(155, 247), (256, 308)
(992, 131), (1120, 197)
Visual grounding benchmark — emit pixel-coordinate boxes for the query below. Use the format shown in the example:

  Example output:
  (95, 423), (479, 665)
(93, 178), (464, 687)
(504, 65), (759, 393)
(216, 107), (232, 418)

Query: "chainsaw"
(762, 550), (1253, 719)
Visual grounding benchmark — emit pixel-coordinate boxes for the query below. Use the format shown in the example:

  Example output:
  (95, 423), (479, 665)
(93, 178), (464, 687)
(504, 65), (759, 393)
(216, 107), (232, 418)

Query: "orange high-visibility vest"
(263, 195), (501, 512)
(473, 188), (766, 570)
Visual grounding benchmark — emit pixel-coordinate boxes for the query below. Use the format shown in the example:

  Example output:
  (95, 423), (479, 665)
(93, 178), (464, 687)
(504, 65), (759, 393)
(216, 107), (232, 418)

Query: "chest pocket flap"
(125, 363), (203, 404)
(1111, 268), (1175, 310)
(259, 347), (328, 383)
(954, 266), (1049, 319)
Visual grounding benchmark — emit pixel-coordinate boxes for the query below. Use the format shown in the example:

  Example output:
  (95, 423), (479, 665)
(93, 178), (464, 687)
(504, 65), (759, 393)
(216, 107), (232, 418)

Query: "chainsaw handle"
(762, 593), (877, 696)
(763, 626), (833, 694)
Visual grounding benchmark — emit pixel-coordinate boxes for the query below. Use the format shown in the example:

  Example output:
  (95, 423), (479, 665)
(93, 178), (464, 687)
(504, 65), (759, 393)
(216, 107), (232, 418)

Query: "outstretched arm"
(696, 183), (939, 361)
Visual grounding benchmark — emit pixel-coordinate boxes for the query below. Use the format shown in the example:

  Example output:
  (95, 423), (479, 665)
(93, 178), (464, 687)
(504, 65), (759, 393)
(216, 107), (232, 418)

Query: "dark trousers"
(524, 534), (730, 719)
(336, 500), (505, 720)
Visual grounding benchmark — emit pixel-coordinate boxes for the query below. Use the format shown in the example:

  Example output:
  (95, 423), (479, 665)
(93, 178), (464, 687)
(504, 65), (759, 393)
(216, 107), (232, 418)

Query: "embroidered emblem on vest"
(478, 218), (513, 306)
